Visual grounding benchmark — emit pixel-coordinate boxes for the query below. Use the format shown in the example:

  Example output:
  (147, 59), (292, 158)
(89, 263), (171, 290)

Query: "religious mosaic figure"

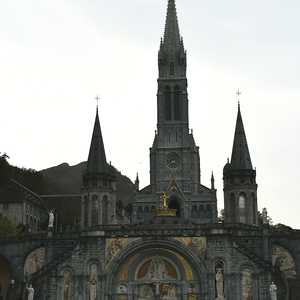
(27, 284), (34, 300)
(89, 264), (97, 300)
(142, 257), (174, 281)
(106, 238), (128, 266)
(24, 248), (45, 276)
(161, 284), (177, 300)
(272, 246), (296, 279)
(138, 285), (155, 300)
(269, 282), (277, 300)
(242, 270), (253, 300)
(215, 268), (224, 300)
(63, 271), (72, 300)
(174, 237), (207, 256)
(137, 257), (178, 300)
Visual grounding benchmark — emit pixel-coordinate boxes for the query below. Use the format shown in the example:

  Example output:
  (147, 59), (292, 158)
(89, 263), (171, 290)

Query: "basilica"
(0, 1), (300, 299)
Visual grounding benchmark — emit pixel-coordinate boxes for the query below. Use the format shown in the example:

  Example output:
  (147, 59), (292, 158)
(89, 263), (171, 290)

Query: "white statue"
(89, 265), (97, 300)
(262, 208), (268, 224)
(215, 268), (224, 299)
(270, 282), (277, 300)
(48, 210), (54, 228)
(27, 284), (35, 300)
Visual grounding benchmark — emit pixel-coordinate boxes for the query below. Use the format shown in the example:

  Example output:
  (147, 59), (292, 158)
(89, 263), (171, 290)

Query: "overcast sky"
(1, 0), (300, 228)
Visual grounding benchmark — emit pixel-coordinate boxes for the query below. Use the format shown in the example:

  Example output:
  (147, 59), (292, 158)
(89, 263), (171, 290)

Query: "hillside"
(40, 161), (135, 207)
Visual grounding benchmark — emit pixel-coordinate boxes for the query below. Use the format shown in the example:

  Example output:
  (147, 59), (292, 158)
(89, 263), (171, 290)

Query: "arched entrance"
(0, 255), (11, 299)
(272, 245), (297, 300)
(109, 240), (203, 300)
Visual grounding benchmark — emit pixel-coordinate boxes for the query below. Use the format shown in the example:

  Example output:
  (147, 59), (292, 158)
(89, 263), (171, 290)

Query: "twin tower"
(80, 0), (258, 229)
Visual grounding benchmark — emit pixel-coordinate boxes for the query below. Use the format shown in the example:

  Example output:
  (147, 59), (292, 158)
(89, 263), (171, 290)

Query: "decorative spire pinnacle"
(86, 106), (107, 175)
(230, 104), (253, 170)
(135, 172), (140, 191)
(163, 0), (181, 50)
(211, 171), (215, 190)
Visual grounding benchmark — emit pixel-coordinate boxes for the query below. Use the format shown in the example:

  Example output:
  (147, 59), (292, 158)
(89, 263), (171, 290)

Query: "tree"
(0, 214), (17, 237)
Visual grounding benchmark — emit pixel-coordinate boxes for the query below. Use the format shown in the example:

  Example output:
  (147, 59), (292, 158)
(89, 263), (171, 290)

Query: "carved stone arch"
(106, 238), (208, 299)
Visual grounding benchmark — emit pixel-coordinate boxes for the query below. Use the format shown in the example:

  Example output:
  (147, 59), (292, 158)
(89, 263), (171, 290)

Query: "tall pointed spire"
(86, 107), (107, 175)
(230, 105), (253, 170)
(163, 0), (181, 50)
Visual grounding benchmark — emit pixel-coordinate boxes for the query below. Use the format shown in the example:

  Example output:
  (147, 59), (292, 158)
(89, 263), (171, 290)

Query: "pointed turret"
(223, 104), (258, 225)
(230, 104), (253, 170)
(81, 106), (117, 229)
(86, 107), (108, 176)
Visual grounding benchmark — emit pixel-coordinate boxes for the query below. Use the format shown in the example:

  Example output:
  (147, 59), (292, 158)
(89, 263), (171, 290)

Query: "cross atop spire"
(163, 0), (181, 50)
(95, 95), (100, 108)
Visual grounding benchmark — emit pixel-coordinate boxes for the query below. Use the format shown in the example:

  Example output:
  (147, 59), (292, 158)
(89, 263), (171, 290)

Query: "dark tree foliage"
(0, 213), (17, 237)
(0, 152), (44, 193)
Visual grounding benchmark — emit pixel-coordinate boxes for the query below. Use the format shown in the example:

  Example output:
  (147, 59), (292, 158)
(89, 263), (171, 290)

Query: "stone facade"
(0, 1), (300, 300)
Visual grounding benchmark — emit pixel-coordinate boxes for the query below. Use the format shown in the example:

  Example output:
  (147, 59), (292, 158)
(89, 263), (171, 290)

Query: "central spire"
(163, 0), (181, 50)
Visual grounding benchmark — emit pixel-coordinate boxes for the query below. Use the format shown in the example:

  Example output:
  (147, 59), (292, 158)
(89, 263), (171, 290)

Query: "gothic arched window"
(170, 62), (175, 75)
(102, 195), (108, 224)
(164, 86), (172, 121)
(230, 193), (236, 222)
(174, 85), (181, 121)
(92, 195), (99, 226)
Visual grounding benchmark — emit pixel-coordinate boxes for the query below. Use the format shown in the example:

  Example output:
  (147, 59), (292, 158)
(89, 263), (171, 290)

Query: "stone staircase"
(30, 240), (80, 282)
(233, 239), (273, 272)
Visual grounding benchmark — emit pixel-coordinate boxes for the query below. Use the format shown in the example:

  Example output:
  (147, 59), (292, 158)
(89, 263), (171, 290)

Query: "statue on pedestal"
(269, 282), (277, 300)
(27, 284), (34, 300)
(215, 268), (225, 300)
(262, 208), (268, 224)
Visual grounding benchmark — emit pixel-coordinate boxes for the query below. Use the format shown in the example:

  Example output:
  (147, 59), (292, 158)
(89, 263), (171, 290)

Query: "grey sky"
(1, 0), (300, 227)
